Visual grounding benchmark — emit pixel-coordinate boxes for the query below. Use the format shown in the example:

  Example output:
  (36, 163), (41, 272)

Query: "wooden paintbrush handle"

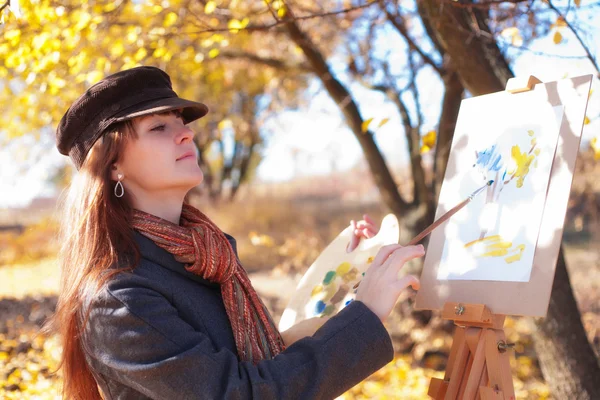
(353, 198), (471, 290)
(407, 198), (471, 246)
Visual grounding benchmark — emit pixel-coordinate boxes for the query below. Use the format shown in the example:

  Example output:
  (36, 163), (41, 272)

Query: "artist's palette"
(278, 214), (400, 331)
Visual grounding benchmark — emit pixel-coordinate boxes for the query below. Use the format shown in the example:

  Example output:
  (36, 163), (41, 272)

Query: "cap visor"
(114, 97), (209, 124)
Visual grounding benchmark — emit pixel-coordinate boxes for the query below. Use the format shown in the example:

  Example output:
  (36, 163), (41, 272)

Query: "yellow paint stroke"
(528, 130), (535, 136)
(481, 248), (509, 257)
(511, 145), (536, 188)
(464, 235), (527, 264)
(487, 241), (513, 249)
(464, 235), (502, 247)
(505, 244), (526, 263)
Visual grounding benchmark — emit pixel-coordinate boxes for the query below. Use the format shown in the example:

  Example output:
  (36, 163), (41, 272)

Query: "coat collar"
(133, 230), (239, 288)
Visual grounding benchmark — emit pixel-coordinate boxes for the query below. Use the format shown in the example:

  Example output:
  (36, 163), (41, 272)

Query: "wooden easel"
(427, 303), (515, 400)
(427, 76), (546, 400)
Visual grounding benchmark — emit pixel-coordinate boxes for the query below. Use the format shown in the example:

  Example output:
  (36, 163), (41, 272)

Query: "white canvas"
(436, 92), (564, 282)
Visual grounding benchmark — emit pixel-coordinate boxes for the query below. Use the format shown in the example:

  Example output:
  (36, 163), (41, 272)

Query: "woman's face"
(114, 110), (204, 198)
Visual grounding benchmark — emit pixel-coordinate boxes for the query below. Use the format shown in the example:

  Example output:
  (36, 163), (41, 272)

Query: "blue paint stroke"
(475, 145), (504, 172)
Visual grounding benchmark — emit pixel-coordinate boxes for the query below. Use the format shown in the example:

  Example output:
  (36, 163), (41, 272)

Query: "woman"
(42, 66), (423, 399)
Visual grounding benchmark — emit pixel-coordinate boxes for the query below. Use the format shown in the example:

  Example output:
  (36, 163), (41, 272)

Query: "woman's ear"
(110, 164), (122, 182)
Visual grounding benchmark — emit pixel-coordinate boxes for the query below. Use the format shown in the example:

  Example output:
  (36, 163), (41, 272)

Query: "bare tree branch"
(444, 0), (530, 9)
(218, 49), (312, 72)
(0, 0), (10, 14)
(547, 0), (600, 77)
(383, 6), (444, 76)
(181, 1), (378, 35)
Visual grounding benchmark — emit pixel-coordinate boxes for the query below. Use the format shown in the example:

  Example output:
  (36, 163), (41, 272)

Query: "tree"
(0, 0), (312, 201)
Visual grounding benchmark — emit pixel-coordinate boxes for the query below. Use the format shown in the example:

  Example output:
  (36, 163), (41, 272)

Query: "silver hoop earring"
(114, 173), (124, 198)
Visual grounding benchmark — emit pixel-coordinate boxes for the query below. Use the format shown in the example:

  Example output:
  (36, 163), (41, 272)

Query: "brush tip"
(487, 180), (494, 186)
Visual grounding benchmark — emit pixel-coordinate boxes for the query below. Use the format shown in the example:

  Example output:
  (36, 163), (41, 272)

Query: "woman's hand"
(355, 244), (423, 323)
(346, 214), (379, 253)
(280, 316), (331, 347)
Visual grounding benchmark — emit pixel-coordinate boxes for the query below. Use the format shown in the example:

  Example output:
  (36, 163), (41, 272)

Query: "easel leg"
(427, 304), (515, 400)
(463, 329), (487, 399)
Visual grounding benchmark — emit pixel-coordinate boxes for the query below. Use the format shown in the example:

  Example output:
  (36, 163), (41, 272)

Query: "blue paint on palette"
(315, 300), (326, 314)
(344, 299), (354, 306)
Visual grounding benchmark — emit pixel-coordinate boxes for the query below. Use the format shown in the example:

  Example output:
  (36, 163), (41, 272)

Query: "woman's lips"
(176, 151), (196, 161)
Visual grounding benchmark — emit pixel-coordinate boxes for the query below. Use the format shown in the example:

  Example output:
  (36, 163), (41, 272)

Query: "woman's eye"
(151, 124), (166, 131)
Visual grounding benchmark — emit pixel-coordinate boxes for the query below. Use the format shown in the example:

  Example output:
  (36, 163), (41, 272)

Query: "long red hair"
(40, 120), (140, 399)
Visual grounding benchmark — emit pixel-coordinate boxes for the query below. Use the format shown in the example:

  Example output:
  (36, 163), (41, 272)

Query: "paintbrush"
(353, 179), (494, 290)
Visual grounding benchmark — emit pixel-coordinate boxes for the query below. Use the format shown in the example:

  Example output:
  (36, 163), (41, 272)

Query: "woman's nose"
(175, 125), (195, 144)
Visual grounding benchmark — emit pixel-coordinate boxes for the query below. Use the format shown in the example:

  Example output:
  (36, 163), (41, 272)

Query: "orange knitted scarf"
(131, 203), (285, 364)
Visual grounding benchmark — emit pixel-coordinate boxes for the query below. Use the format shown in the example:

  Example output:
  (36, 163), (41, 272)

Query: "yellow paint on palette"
(336, 262), (351, 275)
(311, 284), (323, 297)
(341, 267), (359, 283)
(321, 284), (338, 302)
(367, 256), (374, 263)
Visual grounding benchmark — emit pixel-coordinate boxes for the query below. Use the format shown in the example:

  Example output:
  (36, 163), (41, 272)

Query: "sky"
(1, 1), (599, 209)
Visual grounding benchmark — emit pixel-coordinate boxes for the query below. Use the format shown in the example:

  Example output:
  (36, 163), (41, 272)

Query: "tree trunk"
(417, 1), (513, 95)
(533, 247), (600, 399)
(418, 0), (600, 397)
(283, 12), (409, 218)
(434, 71), (463, 197)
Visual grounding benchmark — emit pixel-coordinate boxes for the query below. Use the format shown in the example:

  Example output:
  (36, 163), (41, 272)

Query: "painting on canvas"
(436, 94), (564, 282)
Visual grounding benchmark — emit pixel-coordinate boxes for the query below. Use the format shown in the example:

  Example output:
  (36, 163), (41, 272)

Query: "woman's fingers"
(347, 220), (359, 252)
(393, 275), (420, 291)
(370, 244), (403, 267)
(382, 245), (425, 276)
(363, 214), (376, 225)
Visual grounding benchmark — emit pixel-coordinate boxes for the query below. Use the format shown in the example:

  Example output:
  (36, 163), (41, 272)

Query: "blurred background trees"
(1, 0), (600, 398)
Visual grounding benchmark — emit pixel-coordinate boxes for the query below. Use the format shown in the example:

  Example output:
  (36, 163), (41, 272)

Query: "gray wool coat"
(81, 231), (394, 400)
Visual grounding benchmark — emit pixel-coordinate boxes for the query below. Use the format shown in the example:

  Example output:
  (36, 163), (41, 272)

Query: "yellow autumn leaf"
(554, 16), (567, 28)
(553, 31), (563, 44)
(208, 48), (220, 58)
(422, 130), (437, 148)
(163, 12), (178, 27)
(205, 1), (217, 14)
(227, 18), (249, 33)
(378, 118), (390, 128)
(110, 41), (125, 58)
(218, 119), (232, 130)
(134, 48), (147, 61)
(361, 118), (373, 133)
(500, 26), (523, 47)
(591, 137), (600, 160)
